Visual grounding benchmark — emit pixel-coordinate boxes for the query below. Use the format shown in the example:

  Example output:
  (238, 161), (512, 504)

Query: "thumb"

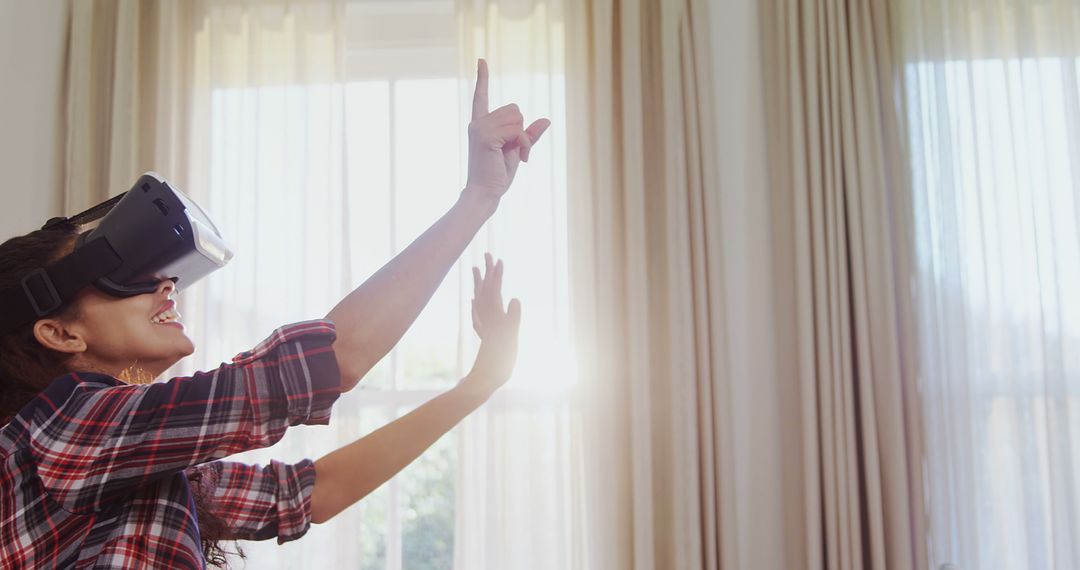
(507, 298), (522, 331)
(525, 118), (550, 144)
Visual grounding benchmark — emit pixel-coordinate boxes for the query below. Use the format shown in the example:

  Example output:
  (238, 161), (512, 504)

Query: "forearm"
(308, 383), (490, 524)
(327, 190), (497, 390)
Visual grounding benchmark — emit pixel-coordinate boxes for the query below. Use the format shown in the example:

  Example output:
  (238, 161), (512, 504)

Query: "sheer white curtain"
(898, 0), (1080, 568)
(178, 2), (352, 567)
(172, 0), (572, 568)
(451, 2), (576, 569)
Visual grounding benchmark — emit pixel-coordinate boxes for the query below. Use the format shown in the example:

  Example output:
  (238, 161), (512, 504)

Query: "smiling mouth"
(151, 307), (182, 326)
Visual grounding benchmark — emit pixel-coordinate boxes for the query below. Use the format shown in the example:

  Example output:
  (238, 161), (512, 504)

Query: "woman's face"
(64, 279), (194, 381)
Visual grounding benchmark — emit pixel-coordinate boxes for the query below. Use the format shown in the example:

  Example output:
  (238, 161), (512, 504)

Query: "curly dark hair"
(0, 223), (245, 567)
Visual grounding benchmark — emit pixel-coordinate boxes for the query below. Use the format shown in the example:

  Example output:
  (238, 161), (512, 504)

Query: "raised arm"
(311, 255), (520, 524)
(326, 59), (549, 391)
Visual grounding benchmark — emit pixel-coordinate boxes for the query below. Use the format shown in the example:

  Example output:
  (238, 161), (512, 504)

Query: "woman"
(0, 60), (549, 568)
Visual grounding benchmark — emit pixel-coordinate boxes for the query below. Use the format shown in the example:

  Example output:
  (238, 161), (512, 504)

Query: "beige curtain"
(763, 0), (927, 569)
(64, 0), (199, 211)
(565, 0), (739, 568)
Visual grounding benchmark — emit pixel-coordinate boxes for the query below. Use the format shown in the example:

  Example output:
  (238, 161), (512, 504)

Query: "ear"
(32, 318), (87, 355)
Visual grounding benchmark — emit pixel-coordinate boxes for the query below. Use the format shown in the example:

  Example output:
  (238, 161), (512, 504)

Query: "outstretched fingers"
(472, 59), (489, 121)
(471, 254), (519, 341)
(475, 254), (506, 312)
(469, 59), (550, 166)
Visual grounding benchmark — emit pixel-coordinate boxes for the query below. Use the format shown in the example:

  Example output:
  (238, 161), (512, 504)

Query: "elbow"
(338, 360), (373, 393)
(310, 507), (331, 525)
(333, 342), (377, 393)
(338, 367), (360, 393)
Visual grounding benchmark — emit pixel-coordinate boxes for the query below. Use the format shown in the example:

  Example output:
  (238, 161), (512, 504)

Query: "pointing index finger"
(472, 58), (489, 120)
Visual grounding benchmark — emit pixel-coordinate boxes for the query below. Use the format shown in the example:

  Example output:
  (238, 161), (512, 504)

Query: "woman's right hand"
(462, 59), (550, 204)
(460, 253), (521, 398)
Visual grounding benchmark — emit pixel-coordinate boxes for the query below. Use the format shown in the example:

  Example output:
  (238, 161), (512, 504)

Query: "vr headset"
(0, 172), (233, 334)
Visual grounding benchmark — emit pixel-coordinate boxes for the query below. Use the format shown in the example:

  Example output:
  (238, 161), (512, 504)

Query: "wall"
(0, 0), (69, 238)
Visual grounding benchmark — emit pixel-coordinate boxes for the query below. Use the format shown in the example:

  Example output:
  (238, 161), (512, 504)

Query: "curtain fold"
(64, 0), (199, 211)
(565, 0), (738, 568)
(762, 0), (928, 568)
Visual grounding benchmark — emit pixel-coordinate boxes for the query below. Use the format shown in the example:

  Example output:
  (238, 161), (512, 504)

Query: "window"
(182, 1), (571, 568)
(905, 56), (1080, 569)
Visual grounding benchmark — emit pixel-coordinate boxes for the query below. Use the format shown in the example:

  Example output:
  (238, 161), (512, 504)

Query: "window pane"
(345, 79), (395, 390)
(202, 83), (348, 353)
(400, 416), (456, 569)
(906, 56), (1080, 569)
(353, 409), (393, 570)
(227, 408), (392, 567)
(481, 72), (573, 392)
(393, 77), (463, 389)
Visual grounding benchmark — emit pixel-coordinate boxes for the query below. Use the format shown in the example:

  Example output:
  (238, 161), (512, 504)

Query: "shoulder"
(18, 372), (122, 417)
(1, 373), (122, 452)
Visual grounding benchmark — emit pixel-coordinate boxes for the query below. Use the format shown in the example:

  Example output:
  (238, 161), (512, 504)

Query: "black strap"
(41, 192), (127, 231)
(0, 237), (124, 334)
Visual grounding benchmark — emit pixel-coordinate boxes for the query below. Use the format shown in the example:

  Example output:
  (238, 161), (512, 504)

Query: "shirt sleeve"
(186, 459), (319, 544)
(26, 319), (341, 514)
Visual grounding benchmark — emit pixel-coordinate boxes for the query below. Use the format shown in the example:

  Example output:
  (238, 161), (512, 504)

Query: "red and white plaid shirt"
(0, 320), (341, 569)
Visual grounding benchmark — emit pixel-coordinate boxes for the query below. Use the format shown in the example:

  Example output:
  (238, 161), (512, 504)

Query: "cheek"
(116, 317), (195, 362)
(81, 301), (156, 353)
(97, 315), (152, 356)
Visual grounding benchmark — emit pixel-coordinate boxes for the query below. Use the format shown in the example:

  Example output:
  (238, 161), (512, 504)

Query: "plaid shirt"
(0, 320), (341, 569)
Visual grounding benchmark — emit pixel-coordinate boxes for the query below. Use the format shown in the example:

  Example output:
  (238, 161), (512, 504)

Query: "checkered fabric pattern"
(0, 320), (341, 569)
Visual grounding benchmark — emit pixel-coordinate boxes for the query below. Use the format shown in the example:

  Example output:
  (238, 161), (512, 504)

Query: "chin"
(155, 344), (195, 379)
(176, 336), (196, 358)
(159, 331), (196, 366)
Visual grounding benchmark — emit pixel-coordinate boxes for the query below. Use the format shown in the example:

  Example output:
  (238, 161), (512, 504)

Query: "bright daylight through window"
(906, 56), (1080, 569)
(190, 1), (571, 568)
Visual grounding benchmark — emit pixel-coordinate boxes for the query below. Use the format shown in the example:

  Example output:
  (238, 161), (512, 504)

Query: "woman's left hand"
(463, 59), (551, 202)
(461, 253), (521, 397)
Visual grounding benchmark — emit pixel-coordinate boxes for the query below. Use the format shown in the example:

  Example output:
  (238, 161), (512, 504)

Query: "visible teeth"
(152, 308), (181, 324)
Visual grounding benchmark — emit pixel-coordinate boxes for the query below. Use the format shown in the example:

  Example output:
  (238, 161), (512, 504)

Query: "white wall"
(0, 0), (69, 239)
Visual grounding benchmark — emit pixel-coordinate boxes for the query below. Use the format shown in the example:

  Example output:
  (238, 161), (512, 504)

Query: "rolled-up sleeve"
(27, 320), (341, 514)
(228, 320), (341, 427)
(187, 458), (319, 544)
